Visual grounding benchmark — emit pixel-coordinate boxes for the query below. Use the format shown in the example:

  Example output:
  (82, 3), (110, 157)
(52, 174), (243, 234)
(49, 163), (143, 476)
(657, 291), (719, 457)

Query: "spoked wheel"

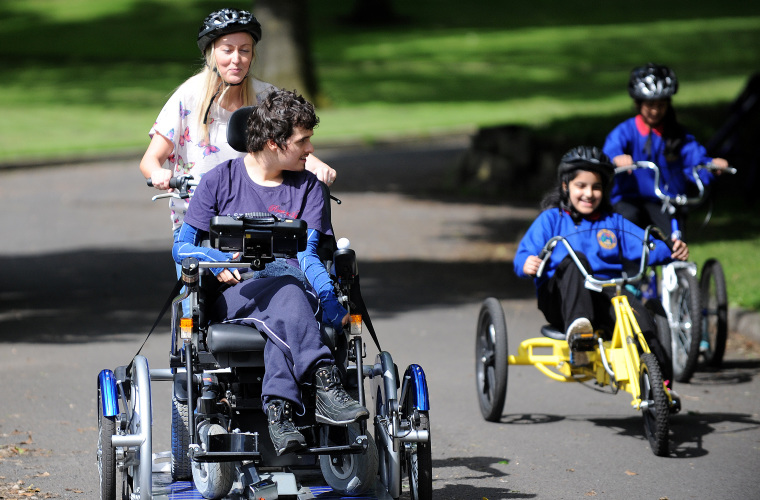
(475, 298), (508, 422)
(373, 352), (401, 498)
(97, 385), (117, 500)
(404, 412), (432, 500)
(320, 423), (378, 496)
(124, 356), (152, 500)
(700, 259), (728, 368)
(639, 353), (670, 457)
(671, 269), (702, 383)
(171, 394), (192, 480)
(192, 423), (234, 500)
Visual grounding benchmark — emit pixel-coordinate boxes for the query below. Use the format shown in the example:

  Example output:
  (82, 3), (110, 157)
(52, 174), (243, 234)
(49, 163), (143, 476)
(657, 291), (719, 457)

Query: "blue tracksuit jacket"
(603, 115), (715, 205)
(514, 208), (673, 291)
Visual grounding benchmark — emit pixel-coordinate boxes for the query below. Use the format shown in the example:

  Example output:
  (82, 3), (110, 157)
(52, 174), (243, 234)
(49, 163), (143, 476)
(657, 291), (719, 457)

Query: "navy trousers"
(211, 275), (334, 410)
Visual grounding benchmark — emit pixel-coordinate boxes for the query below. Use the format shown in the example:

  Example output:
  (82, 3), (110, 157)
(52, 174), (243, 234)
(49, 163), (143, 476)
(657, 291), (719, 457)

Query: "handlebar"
(536, 225), (670, 292)
(147, 174), (199, 201)
(614, 161), (736, 209)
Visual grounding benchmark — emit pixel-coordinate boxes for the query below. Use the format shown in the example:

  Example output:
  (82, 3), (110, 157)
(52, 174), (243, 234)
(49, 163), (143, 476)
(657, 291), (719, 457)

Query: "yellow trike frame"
(509, 294), (652, 410)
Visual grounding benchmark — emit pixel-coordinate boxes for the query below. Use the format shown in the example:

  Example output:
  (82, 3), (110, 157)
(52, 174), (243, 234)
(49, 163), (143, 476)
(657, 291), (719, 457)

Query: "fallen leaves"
(0, 480), (56, 499)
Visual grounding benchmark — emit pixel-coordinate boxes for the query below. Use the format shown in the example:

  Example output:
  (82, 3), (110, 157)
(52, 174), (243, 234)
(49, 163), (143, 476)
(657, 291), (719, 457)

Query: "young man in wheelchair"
(172, 89), (368, 456)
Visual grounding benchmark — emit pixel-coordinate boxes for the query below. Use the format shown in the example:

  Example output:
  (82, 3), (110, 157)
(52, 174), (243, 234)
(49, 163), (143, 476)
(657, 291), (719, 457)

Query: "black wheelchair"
(96, 184), (432, 499)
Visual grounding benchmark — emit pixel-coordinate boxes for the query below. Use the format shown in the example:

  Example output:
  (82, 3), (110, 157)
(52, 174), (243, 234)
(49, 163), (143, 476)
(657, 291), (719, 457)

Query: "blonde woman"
(140, 8), (335, 233)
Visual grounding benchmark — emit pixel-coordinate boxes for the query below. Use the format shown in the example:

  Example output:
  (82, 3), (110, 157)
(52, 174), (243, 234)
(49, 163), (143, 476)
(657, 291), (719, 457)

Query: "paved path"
(0, 141), (758, 499)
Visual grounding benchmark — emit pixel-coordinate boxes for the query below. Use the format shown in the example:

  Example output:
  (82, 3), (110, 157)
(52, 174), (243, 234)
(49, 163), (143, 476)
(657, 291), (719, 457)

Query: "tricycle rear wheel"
(475, 298), (508, 422)
(700, 259), (728, 368)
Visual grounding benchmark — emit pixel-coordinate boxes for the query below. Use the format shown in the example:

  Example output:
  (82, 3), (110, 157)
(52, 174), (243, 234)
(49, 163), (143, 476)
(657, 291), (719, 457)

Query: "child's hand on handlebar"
(523, 255), (542, 276)
(216, 253), (242, 284)
(671, 239), (689, 261)
(150, 169), (173, 190)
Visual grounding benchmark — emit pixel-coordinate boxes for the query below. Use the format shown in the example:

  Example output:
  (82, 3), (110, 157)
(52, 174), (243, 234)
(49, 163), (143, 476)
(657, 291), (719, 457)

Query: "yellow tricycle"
(475, 226), (679, 456)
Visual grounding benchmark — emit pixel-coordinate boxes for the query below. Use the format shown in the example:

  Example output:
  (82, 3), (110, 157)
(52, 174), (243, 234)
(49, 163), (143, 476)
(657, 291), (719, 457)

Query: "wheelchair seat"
(206, 323), (267, 368)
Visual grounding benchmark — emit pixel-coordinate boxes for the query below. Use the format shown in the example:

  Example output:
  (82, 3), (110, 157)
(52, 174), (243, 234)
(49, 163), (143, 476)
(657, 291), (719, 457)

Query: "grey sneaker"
(267, 399), (306, 455)
(314, 365), (369, 425)
(566, 317), (597, 352)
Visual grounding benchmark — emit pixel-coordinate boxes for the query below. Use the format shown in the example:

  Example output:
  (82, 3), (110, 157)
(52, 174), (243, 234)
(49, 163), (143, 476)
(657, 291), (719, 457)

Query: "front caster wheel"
(320, 423), (378, 496)
(475, 298), (508, 422)
(192, 424), (234, 500)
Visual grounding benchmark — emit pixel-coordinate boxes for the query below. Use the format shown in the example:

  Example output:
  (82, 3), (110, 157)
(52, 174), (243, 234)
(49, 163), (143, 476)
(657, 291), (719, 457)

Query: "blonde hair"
(196, 41), (257, 142)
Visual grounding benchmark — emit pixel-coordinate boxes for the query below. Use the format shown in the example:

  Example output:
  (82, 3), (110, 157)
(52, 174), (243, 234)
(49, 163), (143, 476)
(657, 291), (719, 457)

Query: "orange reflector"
(350, 315), (362, 335)
(180, 317), (193, 339)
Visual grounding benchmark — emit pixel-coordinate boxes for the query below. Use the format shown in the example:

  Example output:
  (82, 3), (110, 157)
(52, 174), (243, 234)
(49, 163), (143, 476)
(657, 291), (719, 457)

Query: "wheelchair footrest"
(305, 434), (369, 455)
(192, 432), (261, 463)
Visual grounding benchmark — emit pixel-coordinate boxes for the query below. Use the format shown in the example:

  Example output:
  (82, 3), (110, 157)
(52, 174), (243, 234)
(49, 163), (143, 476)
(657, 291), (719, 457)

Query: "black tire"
(671, 269), (702, 383)
(475, 298), (508, 422)
(640, 353), (670, 457)
(700, 259), (728, 368)
(645, 300), (672, 365)
(171, 395), (192, 480)
(192, 423), (234, 500)
(97, 386), (116, 500)
(320, 423), (379, 496)
(407, 412), (432, 500)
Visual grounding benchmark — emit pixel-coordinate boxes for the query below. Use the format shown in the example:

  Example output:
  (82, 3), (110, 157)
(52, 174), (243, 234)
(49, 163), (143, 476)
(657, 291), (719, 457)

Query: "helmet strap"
(202, 72), (249, 125)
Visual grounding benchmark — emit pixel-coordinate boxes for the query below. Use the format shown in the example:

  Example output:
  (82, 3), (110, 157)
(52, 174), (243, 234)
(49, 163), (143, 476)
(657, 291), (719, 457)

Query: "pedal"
(569, 350), (591, 367)
(568, 330), (598, 352)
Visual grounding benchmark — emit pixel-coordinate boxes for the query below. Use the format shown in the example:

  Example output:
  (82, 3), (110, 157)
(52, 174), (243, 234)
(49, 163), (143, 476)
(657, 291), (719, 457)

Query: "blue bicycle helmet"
(197, 8), (262, 53)
(628, 63), (679, 100)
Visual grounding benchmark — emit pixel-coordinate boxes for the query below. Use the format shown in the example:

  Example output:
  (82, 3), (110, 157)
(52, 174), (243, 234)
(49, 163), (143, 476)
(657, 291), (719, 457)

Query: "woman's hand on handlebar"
(216, 253), (242, 284)
(523, 255), (542, 276)
(150, 169), (173, 190)
(613, 154), (634, 168)
(709, 157), (730, 174)
(671, 239), (689, 261)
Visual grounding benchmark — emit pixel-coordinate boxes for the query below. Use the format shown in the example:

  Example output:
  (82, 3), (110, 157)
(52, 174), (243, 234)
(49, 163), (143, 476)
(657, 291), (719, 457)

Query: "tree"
(252, 0), (318, 101)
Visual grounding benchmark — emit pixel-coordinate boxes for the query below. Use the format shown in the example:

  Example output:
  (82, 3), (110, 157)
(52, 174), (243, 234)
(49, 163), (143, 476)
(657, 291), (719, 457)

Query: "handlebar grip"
(649, 226), (675, 252)
(146, 178), (153, 187)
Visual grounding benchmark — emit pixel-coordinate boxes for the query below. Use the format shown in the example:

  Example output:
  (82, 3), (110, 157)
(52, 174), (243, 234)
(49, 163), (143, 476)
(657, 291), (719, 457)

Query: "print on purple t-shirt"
(184, 157), (330, 236)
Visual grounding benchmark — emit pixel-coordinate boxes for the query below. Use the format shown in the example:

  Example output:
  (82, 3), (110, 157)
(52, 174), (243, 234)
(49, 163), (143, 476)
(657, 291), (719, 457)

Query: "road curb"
(730, 307), (760, 343)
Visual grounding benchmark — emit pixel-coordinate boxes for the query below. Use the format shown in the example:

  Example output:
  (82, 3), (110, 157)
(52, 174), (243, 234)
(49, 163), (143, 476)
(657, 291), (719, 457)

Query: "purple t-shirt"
(184, 156), (330, 235)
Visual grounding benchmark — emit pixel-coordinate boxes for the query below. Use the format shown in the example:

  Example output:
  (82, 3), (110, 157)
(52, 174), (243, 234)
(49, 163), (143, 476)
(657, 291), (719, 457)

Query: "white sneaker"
(565, 317), (593, 342)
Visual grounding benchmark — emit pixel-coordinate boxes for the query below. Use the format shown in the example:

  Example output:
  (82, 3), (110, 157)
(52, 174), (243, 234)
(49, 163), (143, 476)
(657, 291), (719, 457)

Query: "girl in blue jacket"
(603, 63), (730, 237)
(514, 146), (689, 387)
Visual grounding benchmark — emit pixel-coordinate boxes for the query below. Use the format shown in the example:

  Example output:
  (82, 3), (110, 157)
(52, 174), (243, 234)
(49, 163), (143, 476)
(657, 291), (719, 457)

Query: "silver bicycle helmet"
(628, 63), (679, 100)
(197, 8), (262, 53)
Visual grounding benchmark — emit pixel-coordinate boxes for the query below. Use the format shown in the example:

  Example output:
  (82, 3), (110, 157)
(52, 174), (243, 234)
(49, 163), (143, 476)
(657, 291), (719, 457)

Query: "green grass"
(1, 0), (758, 160)
(1, 0), (759, 309)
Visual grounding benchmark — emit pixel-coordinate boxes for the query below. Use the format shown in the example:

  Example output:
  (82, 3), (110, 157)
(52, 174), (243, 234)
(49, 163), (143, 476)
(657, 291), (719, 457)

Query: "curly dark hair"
(245, 89), (319, 153)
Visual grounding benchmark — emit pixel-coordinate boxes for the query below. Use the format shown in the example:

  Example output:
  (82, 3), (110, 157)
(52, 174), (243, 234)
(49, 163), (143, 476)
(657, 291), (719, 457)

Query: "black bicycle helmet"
(628, 63), (679, 100)
(558, 146), (614, 186)
(197, 8), (262, 53)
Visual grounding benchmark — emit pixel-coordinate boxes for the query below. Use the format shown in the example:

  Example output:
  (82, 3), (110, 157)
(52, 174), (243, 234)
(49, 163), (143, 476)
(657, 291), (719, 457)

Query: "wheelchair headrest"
(227, 106), (255, 153)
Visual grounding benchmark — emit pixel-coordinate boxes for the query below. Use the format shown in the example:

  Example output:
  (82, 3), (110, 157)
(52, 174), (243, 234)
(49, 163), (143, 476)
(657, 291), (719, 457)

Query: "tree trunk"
(252, 0), (318, 101)
(347, 0), (399, 25)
